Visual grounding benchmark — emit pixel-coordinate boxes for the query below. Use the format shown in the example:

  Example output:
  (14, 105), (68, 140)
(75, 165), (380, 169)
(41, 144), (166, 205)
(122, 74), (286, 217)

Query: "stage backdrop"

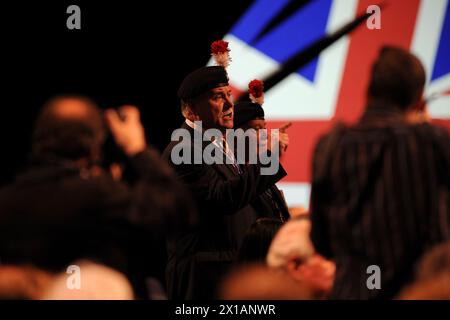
(209, 0), (450, 208)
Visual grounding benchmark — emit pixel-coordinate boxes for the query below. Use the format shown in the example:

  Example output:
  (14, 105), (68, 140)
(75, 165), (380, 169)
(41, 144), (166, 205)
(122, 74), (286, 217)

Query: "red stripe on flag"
(266, 120), (333, 182)
(231, 86), (245, 102)
(334, 0), (422, 122)
(267, 0), (423, 184)
(432, 119), (450, 132)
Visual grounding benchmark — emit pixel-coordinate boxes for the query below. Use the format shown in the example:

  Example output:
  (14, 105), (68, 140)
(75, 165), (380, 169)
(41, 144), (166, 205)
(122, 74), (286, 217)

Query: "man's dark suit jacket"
(163, 122), (287, 299)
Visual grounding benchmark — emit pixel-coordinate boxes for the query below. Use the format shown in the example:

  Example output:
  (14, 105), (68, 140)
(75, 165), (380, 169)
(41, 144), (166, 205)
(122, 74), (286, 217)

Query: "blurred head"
(41, 261), (134, 300)
(398, 242), (450, 300)
(32, 95), (105, 165)
(266, 217), (315, 268)
(219, 263), (316, 300)
(416, 242), (450, 281)
(397, 273), (450, 300)
(237, 218), (283, 264)
(367, 46), (426, 110)
(233, 101), (267, 158)
(0, 265), (53, 300)
(266, 217), (335, 297)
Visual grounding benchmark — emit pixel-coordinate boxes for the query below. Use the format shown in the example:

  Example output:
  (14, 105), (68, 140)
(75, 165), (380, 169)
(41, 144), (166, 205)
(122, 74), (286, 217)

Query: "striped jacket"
(310, 105), (450, 299)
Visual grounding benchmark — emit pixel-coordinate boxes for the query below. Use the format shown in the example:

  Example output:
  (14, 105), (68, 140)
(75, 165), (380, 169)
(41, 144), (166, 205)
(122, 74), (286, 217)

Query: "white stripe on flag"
(276, 182), (311, 209)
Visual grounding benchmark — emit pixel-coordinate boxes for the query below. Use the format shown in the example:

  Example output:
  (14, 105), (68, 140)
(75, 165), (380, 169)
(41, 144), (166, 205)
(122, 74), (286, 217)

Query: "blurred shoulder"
(411, 122), (450, 142)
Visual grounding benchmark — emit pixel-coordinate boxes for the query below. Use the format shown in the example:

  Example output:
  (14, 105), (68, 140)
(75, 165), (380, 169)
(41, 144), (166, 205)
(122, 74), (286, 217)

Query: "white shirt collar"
(185, 119), (236, 161)
(185, 119), (195, 129)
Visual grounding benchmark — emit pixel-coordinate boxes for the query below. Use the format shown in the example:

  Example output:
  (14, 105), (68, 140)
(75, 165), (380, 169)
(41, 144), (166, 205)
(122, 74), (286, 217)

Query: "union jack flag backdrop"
(212, 0), (450, 208)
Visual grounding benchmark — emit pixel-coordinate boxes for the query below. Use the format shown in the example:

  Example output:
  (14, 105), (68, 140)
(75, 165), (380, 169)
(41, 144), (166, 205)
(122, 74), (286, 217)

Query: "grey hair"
(180, 99), (193, 119)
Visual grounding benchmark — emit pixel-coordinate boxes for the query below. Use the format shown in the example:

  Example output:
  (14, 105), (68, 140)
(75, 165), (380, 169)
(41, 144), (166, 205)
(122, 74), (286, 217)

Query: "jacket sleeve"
(426, 125), (450, 245)
(172, 161), (286, 216)
(310, 135), (334, 259)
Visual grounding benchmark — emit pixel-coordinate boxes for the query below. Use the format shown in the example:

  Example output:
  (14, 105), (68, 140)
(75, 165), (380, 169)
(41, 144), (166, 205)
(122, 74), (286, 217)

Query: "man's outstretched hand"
(279, 122), (292, 155)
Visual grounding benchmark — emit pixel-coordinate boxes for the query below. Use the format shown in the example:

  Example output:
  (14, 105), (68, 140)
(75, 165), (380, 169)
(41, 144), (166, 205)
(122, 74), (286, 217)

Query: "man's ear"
(411, 89), (426, 112)
(406, 89), (431, 124)
(184, 102), (200, 122)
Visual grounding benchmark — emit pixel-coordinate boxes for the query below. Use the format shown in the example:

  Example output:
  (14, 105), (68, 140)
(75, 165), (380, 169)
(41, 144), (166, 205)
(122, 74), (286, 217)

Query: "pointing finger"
(279, 122), (292, 132)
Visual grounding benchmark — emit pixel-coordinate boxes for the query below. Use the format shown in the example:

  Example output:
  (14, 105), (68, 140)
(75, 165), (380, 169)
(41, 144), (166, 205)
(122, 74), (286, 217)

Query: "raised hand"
(105, 105), (147, 156)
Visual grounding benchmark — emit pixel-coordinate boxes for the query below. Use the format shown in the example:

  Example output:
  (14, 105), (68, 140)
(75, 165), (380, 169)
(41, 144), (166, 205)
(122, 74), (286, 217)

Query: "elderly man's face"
(192, 86), (234, 131)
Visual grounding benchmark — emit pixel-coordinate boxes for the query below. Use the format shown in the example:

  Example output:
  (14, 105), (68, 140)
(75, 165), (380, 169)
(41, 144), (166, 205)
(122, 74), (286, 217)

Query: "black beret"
(178, 66), (229, 100)
(233, 101), (265, 128)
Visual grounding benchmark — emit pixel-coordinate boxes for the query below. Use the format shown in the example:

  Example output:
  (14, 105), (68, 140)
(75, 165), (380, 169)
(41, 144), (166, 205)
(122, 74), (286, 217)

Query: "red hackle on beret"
(249, 79), (265, 105)
(211, 40), (231, 68)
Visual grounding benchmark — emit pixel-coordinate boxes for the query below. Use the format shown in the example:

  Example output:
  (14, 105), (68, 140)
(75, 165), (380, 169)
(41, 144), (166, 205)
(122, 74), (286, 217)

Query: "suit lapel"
(182, 122), (240, 178)
(214, 162), (240, 178)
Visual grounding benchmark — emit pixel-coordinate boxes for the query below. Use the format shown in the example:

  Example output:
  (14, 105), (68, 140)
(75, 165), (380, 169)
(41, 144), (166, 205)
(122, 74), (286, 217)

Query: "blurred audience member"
(266, 217), (335, 298)
(398, 243), (450, 299)
(0, 265), (52, 300)
(233, 82), (291, 222)
(0, 96), (196, 299)
(415, 242), (450, 281)
(310, 46), (450, 299)
(237, 218), (283, 264)
(398, 274), (450, 300)
(219, 263), (315, 300)
(0, 261), (135, 300)
(41, 260), (134, 300)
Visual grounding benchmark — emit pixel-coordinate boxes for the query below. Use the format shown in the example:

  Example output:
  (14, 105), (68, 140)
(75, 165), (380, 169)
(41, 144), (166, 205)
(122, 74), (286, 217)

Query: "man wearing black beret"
(163, 41), (287, 299)
(233, 80), (291, 227)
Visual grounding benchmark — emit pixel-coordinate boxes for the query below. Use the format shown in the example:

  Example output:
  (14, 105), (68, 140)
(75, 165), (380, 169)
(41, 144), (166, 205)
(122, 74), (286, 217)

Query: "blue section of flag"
(230, 0), (291, 44)
(254, 0), (332, 82)
(230, 0), (332, 83)
(432, 1), (450, 81)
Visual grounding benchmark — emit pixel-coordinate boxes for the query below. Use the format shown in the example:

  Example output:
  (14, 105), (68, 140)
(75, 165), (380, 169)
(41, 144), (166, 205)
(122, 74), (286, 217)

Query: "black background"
(0, 0), (253, 184)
